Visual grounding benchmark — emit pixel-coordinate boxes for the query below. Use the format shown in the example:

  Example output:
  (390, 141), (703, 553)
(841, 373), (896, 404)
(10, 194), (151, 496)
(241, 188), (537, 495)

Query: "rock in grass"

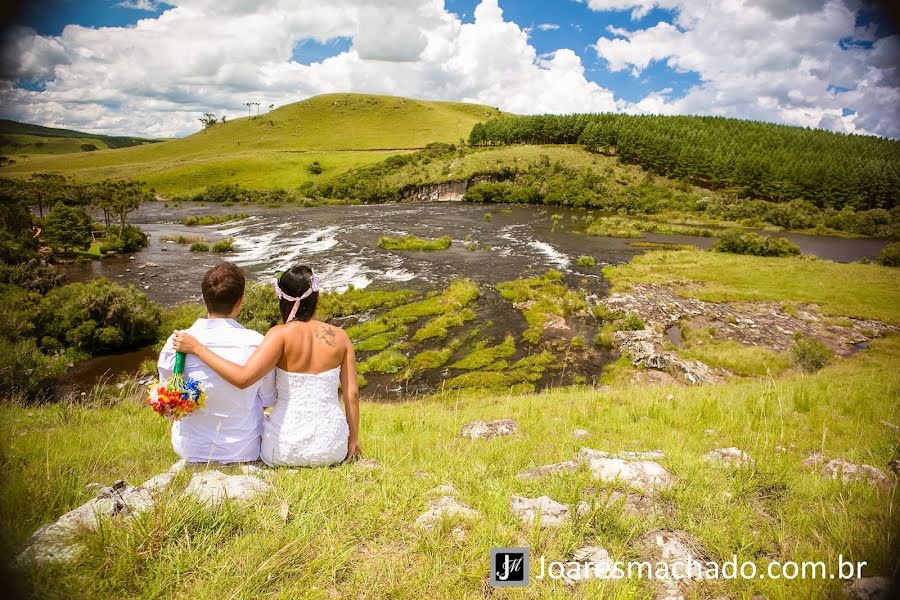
(578, 448), (673, 492)
(821, 459), (889, 485)
(561, 546), (616, 585)
(572, 429), (590, 439)
(702, 447), (753, 467)
(845, 576), (891, 600)
(516, 460), (580, 480)
(183, 470), (272, 508)
(415, 496), (479, 530)
(17, 471), (179, 565)
(426, 483), (459, 497)
(510, 495), (589, 528)
(460, 418), (517, 440)
(635, 530), (707, 600)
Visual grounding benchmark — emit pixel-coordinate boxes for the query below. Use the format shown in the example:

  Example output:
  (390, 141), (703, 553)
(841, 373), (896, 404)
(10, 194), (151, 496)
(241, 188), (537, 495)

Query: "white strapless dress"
(260, 366), (349, 467)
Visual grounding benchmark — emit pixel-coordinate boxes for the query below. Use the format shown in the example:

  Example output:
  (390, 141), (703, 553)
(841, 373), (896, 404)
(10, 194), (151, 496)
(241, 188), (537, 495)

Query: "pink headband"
(274, 273), (320, 322)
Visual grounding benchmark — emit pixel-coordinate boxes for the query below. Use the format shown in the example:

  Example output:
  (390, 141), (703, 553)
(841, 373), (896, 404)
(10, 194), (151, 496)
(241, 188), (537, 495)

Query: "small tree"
(27, 173), (67, 218)
(42, 202), (92, 255)
(95, 180), (152, 237)
(199, 113), (218, 130)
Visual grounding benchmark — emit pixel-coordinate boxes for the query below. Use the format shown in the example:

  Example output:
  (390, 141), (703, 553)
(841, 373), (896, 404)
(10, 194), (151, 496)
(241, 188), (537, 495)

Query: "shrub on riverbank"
(879, 242), (900, 267)
(182, 213), (249, 226)
(98, 225), (148, 254)
(378, 235), (451, 251)
(712, 231), (801, 257)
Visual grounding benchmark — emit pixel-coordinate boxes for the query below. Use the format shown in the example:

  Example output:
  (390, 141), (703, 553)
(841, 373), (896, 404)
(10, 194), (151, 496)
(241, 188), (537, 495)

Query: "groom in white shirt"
(158, 262), (276, 463)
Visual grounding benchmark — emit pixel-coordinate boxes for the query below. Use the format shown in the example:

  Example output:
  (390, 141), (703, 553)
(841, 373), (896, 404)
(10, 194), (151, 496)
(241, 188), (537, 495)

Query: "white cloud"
(0, 0), (619, 137)
(0, 0), (896, 138)
(537, 23), (560, 31)
(590, 0), (900, 137)
(116, 0), (163, 11)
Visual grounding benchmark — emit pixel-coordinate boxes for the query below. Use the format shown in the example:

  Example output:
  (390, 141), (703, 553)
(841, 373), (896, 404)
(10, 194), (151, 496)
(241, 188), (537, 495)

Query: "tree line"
(468, 114), (900, 211)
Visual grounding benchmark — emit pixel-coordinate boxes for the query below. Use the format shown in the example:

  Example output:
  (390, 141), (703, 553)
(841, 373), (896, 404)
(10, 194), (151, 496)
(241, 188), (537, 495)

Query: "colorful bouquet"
(146, 351), (206, 420)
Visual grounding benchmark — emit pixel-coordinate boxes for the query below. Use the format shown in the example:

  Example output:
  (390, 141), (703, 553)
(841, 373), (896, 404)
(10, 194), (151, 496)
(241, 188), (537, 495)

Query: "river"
(56, 201), (890, 395)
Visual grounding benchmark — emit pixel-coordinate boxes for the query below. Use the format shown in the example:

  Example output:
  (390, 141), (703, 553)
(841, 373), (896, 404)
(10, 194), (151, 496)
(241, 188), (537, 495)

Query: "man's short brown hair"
(202, 262), (245, 315)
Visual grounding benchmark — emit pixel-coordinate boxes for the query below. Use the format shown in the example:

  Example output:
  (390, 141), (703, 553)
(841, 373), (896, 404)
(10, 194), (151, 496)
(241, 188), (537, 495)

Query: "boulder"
(460, 419), (518, 440)
(183, 470), (272, 507)
(612, 330), (724, 385)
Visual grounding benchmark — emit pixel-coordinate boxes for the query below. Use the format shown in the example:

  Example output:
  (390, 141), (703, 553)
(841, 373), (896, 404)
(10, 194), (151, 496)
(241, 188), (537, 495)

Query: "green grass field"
(2, 250), (898, 598)
(1, 94), (502, 195)
(2, 339), (897, 599)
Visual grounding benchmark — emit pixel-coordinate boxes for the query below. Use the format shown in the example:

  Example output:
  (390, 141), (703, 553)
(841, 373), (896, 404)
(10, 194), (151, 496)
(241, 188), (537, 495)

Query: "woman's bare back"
(275, 319), (347, 374)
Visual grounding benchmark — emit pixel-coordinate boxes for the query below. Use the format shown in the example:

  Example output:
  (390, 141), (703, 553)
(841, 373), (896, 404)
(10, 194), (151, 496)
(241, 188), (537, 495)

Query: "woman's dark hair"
(278, 264), (318, 323)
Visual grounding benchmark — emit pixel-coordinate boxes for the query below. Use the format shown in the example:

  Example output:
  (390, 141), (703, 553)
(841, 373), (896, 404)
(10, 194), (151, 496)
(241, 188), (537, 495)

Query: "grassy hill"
(0, 94), (502, 194)
(3, 250), (898, 598)
(0, 119), (162, 156)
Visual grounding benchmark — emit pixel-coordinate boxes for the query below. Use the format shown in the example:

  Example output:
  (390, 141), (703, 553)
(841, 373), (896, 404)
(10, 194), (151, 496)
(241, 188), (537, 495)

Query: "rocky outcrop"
(460, 419), (518, 440)
(415, 496), (479, 530)
(603, 283), (895, 359)
(613, 329), (725, 385)
(401, 180), (468, 202)
(17, 461), (185, 565)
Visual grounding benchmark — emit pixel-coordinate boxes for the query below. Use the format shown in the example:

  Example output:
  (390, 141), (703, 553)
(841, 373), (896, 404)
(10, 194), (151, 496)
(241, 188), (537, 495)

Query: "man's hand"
(345, 437), (362, 462)
(172, 330), (201, 354)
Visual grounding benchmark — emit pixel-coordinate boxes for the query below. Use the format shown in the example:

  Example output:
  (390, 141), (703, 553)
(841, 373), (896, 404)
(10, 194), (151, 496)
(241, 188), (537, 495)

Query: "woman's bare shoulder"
(311, 320), (348, 348)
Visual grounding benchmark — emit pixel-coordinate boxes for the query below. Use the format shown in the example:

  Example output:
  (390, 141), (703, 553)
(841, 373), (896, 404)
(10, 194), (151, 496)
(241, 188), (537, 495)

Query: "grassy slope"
(2, 342), (898, 599)
(0, 134), (113, 155)
(0, 94), (501, 194)
(604, 250), (900, 323)
(3, 252), (899, 599)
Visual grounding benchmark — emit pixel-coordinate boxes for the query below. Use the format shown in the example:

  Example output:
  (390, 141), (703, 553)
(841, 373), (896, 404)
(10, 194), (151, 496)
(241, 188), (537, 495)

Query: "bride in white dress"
(173, 265), (361, 466)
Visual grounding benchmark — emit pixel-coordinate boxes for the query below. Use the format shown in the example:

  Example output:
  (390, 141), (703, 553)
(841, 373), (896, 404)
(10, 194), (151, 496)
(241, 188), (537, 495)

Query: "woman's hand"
(345, 437), (362, 462)
(172, 330), (202, 354)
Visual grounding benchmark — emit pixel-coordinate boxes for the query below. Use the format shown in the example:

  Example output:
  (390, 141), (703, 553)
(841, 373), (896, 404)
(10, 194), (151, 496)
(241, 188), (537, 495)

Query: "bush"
(0, 337), (66, 398)
(308, 161), (323, 175)
(577, 255), (596, 267)
(99, 225), (148, 254)
(212, 239), (234, 253)
(378, 235), (451, 251)
(40, 279), (162, 355)
(713, 231), (801, 257)
(190, 242), (209, 252)
(879, 242), (900, 267)
(0, 260), (63, 294)
(620, 313), (645, 331)
(183, 213), (248, 226)
(790, 336), (832, 373)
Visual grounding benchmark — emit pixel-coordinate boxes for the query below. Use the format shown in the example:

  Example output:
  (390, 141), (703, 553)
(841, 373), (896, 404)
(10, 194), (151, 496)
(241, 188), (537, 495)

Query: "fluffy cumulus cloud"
(0, 0), (897, 137)
(589, 0), (900, 137)
(0, 0), (618, 136)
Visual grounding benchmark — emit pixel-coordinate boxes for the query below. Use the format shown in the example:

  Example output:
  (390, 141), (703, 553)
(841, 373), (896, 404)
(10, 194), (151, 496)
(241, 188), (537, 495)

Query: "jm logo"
(490, 547), (529, 587)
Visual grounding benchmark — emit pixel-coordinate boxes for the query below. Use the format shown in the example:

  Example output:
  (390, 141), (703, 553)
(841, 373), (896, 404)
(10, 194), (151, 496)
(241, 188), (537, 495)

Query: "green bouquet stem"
(174, 351), (186, 375)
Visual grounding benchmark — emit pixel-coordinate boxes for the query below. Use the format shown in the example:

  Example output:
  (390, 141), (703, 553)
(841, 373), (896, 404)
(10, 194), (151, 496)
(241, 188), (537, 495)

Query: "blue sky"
(1, 0), (897, 138)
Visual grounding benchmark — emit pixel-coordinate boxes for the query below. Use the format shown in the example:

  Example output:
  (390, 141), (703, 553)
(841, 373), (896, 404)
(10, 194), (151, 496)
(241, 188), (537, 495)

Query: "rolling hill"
(0, 94), (503, 194)
(0, 119), (163, 156)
